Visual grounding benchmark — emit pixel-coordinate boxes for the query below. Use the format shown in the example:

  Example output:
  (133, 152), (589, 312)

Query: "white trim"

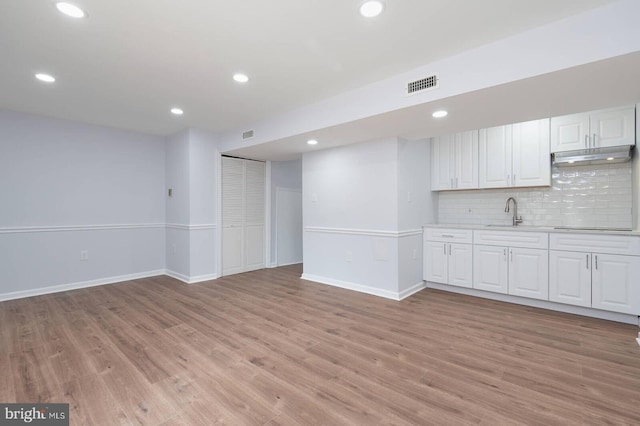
(166, 223), (217, 230)
(0, 223), (165, 234)
(301, 273), (402, 301)
(304, 227), (422, 238)
(277, 261), (303, 267)
(0, 270), (165, 302)
(398, 281), (428, 300)
(426, 281), (639, 325)
(266, 161), (272, 270)
(166, 270), (219, 284)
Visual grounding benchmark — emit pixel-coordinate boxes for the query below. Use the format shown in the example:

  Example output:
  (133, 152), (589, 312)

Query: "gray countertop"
(423, 223), (640, 236)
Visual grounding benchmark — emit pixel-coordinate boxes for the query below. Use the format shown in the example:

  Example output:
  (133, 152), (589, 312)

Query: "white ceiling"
(0, 0), (618, 138)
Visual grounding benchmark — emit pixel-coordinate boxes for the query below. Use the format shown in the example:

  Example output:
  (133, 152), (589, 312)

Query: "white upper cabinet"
(431, 134), (455, 191)
(512, 119), (551, 187)
(479, 125), (512, 188)
(479, 118), (550, 189)
(550, 106), (635, 152)
(590, 108), (635, 148)
(454, 131), (479, 189)
(431, 131), (478, 191)
(549, 113), (590, 152)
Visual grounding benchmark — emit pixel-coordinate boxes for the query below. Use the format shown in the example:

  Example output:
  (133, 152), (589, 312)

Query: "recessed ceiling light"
(170, 108), (184, 115)
(55, 2), (87, 18)
(233, 73), (249, 83)
(360, 1), (385, 18)
(606, 157), (614, 161)
(567, 160), (575, 164)
(307, 139), (318, 146)
(432, 110), (448, 118)
(35, 73), (56, 83)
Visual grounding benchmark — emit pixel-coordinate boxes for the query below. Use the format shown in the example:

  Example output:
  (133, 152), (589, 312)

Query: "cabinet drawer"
(473, 230), (548, 249)
(550, 233), (640, 255)
(424, 228), (473, 243)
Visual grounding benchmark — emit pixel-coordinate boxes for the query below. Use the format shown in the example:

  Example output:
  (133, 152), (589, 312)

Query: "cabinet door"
(424, 241), (448, 284)
(512, 119), (550, 187)
(549, 250), (591, 307)
(550, 113), (589, 152)
(508, 247), (549, 300)
(454, 131), (479, 189)
(448, 243), (473, 288)
(590, 108), (635, 148)
(479, 125), (512, 188)
(473, 245), (508, 294)
(592, 254), (640, 315)
(431, 135), (454, 191)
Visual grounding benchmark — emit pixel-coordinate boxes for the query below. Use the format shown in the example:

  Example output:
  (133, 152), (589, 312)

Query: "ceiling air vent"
(406, 73), (439, 96)
(242, 130), (254, 140)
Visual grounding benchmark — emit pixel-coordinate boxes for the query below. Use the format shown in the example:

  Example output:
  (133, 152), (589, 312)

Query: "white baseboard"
(426, 281), (639, 325)
(398, 281), (427, 300)
(0, 270), (165, 302)
(277, 261), (303, 267)
(301, 273), (402, 301)
(164, 270), (219, 284)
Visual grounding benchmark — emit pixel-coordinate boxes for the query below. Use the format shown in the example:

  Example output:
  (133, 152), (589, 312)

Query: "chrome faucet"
(504, 197), (523, 226)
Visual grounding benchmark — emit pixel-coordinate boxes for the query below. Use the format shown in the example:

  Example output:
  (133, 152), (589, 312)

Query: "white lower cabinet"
(592, 254), (640, 314)
(473, 245), (508, 294)
(508, 247), (549, 300)
(424, 241), (473, 288)
(549, 250), (591, 307)
(423, 228), (473, 288)
(473, 245), (548, 300)
(549, 233), (640, 315)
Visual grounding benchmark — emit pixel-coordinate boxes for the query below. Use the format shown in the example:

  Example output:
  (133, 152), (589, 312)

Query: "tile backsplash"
(438, 162), (632, 229)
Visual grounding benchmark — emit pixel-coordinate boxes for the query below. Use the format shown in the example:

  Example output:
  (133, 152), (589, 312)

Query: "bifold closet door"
(221, 157), (265, 276)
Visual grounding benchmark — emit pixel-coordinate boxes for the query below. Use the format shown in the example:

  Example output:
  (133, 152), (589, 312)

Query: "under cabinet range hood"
(553, 145), (633, 166)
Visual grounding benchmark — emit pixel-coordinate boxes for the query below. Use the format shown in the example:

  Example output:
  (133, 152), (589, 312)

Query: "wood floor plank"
(1, 264), (639, 426)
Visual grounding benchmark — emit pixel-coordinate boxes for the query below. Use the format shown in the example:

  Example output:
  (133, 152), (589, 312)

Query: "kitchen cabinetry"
(479, 119), (550, 189)
(431, 131), (478, 191)
(423, 228), (473, 288)
(549, 233), (640, 315)
(473, 230), (549, 300)
(550, 106), (635, 153)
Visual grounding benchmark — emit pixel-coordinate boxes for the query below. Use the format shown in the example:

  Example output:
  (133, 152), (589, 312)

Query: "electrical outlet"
(80, 250), (89, 261)
(345, 251), (352, 262)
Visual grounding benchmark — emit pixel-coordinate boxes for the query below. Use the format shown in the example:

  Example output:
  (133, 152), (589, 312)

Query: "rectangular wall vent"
(406, 73), (439, 96)
(242, 130), (254, 140)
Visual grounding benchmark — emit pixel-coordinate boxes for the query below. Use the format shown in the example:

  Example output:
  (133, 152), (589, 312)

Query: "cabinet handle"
(510, 249), (513, 262)
(595, 255), (598, 270)
(585, 134), (588, 148)
(455, 177), (458, 188)
(586, 254), (589, 269)
(513, 174), (516, 186)
(503, 248), (506, 261)
(593, 133), (597, 147)
(448, 244), (452, 255)
(443, 244), (446, 255)
(506, 174), (510, 185)
(441, 234), (454, 238)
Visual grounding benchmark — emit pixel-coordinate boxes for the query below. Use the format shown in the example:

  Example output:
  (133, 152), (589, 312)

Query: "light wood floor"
(1, 265), (639, 425)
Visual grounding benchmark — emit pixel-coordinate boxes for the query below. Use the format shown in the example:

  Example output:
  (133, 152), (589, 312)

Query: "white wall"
(302, 137), (432, 300)
(0, 110), (166, 300)
(270, 159), (302, 266)
(165, 129), (218, 282)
